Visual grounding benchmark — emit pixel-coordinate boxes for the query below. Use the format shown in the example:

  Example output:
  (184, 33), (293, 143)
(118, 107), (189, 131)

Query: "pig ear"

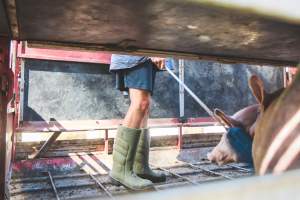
(249, 75), (265, 105)
(214, 109), (235, 127)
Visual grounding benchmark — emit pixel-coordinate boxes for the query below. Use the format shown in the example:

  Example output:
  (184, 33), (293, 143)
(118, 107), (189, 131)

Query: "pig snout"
(207, 133), (238, 165)
(208, 127), (253, 165)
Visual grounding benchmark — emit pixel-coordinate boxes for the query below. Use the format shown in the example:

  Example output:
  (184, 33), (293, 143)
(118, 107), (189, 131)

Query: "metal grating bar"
(194, 160), (253, 173)
(228, 164), (252, 172)
(227, 164), (253, 173)
(47, 171), (60, 200)
(186, 163), (233, 180)
(10, 161), (253, 198)
(89, 174), (114, 199)
(151, 164), (199, 185)
(78, 157), (115, 199)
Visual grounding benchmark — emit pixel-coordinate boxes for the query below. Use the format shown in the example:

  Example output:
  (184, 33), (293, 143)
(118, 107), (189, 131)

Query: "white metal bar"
(179, 59), (185, 118)
(165, 66), (224, 127)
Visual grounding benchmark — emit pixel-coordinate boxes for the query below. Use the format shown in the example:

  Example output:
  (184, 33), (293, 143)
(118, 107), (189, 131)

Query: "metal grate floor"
(10, 161), (253, 200)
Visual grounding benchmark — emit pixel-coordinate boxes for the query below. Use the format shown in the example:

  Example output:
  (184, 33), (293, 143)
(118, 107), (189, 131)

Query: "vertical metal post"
(11, 41), (19, 162)
(178, 59), (185, 149)
(19, 58), (25, 122)
(177, 125), (183, 149)
(0, 37), (13, 200)
(179, 59), (185, 118)
(165, 65), (219, 123)
(283, 67), (288, 88)
(104, 129), (109, 154)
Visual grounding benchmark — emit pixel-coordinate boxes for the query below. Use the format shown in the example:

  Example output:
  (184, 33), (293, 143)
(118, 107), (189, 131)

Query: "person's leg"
(110, 67), (154, 190)
(140, 104), (150, 128)
(110, 79), (153, 190)
(123, 88), (151, 128)
(109, 91), (153, 190)
(133, 98), (167, 183)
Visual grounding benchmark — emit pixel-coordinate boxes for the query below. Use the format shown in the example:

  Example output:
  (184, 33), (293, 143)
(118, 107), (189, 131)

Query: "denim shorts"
(115, 60), (157, 95)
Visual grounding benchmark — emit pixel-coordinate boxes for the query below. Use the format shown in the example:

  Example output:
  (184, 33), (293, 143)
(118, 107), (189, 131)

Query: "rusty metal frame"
(0, 37), (14, 200)
(17, 118), (217, 155)
(12, 41), (221, 157)
(17, 41), (111, 64)
(28, 40), (298, 66)
(17, 118), (216, 133)
(10, 40), (19, 165)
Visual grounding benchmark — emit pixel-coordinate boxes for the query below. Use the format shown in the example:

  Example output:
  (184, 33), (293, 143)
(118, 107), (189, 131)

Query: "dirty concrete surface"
(10, 147), (253, 199)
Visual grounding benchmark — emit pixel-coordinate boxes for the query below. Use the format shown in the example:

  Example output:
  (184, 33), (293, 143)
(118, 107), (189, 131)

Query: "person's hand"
(150, 57), (165, 70)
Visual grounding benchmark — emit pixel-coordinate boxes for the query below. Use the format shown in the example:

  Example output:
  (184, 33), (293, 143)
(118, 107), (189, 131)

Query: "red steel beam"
(0, 38), (8, 199)
(10, 41), (20, 164)
(17, 41), (111, 64)
(0, 37), (14, 200)
(17, 117), (216, 133)
(17, 117), (216, 153)
(13, 157), (78, 173)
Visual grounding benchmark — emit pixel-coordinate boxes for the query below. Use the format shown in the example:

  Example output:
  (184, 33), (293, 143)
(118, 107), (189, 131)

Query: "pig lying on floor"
(208, 75), (284, 167)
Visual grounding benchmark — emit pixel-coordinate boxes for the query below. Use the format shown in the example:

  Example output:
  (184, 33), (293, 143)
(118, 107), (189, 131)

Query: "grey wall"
(183, 61), (283, 117)
(22, 59), (283, 121)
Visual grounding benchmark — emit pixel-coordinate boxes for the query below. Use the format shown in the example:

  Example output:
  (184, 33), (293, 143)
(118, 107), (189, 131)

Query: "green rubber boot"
(109, 126), (153, 190)
(133, 129), (166, 183)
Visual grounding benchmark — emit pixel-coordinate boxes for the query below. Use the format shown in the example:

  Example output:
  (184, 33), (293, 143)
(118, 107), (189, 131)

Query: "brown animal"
(214, 104), (259, 138)
(207, 105), (259, 165)
(208, 75), (284, 166)
(252, 71), (300, 175)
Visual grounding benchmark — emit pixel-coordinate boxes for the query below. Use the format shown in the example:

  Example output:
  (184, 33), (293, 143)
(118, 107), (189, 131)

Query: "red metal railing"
(17, 42), (111, 64)
(12, 41), (219, 156)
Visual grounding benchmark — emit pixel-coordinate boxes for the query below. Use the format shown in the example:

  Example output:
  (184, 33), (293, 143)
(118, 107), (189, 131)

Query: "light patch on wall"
(187, 25), (198, 29)
(198, 35), (211, 43)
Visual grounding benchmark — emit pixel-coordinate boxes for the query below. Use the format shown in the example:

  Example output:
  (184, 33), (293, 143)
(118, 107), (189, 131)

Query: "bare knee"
(132, 98), (150, 114)
(129, 88), (151, 115)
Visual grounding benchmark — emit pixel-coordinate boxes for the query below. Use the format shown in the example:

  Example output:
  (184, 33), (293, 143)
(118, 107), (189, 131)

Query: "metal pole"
(179, 59), (185, 118)
(47, 171), (60, 200)
(165, 66), (223, 126)
(19, 59), (25, 122)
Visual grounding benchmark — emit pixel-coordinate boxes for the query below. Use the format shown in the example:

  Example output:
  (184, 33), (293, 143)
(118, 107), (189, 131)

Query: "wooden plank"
(12, 0), (300, 65)
(28, 132), (62, 159)
(0, 1), (10, 37)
